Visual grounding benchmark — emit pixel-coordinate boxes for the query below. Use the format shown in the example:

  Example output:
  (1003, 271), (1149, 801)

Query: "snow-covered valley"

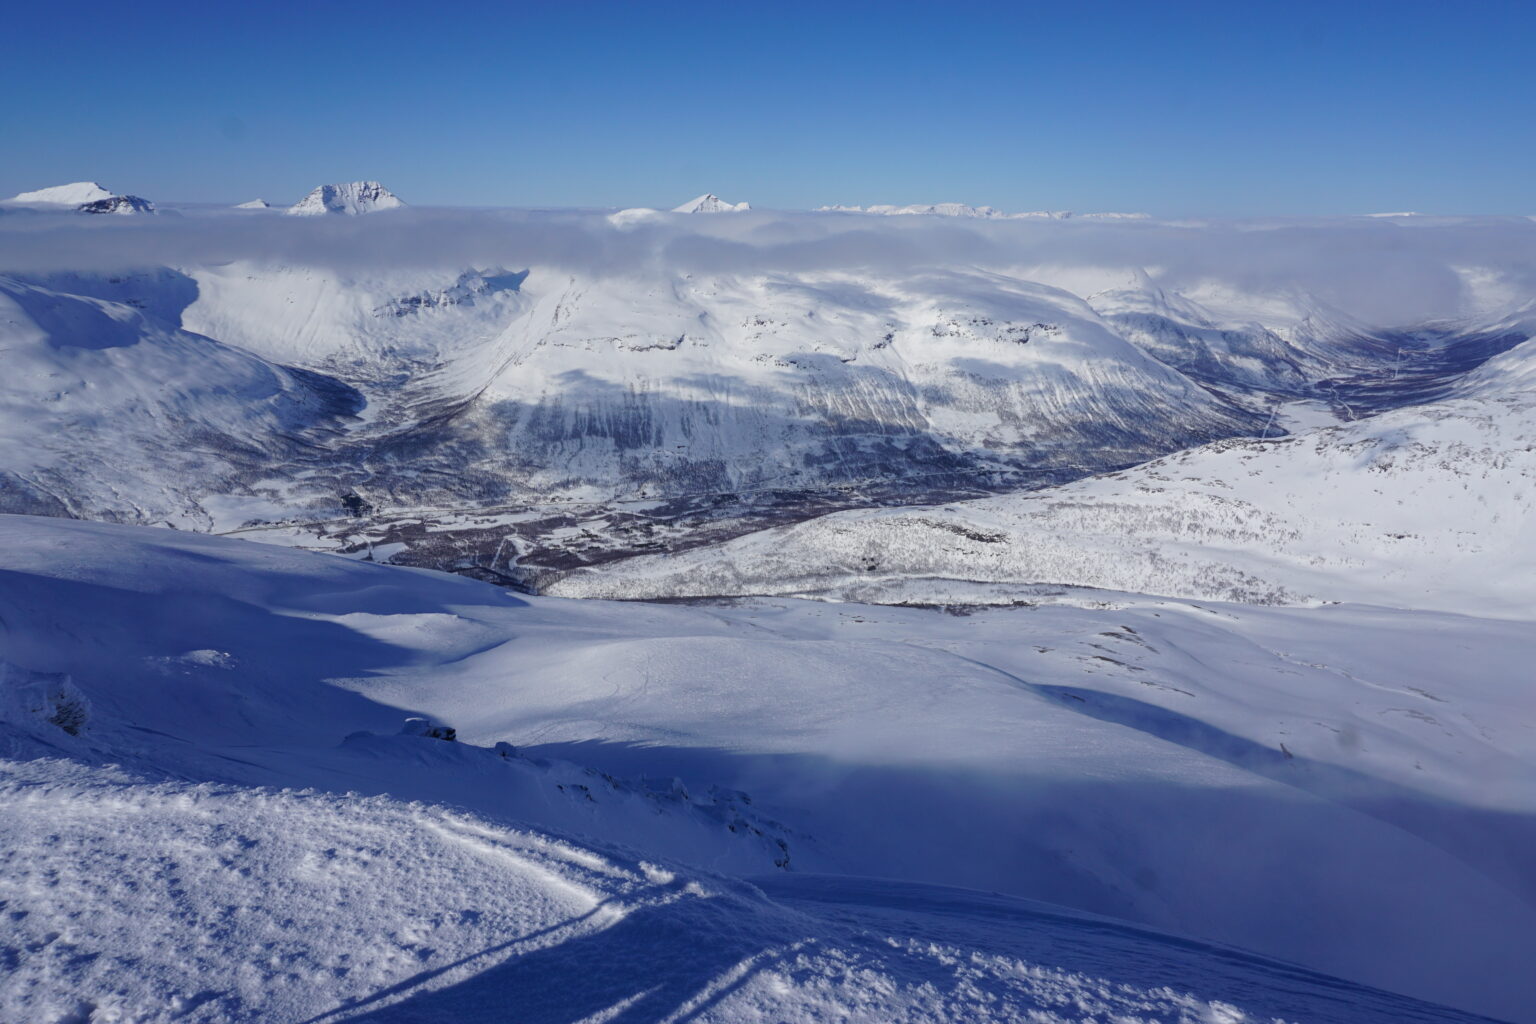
(549, 358), (1536, 616)
(4, 202), (1533, 584)
(2, 199), (1535, 1022)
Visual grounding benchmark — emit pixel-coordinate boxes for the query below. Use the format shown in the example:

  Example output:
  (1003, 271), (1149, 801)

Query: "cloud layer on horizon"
(3, 207), (1534, 327)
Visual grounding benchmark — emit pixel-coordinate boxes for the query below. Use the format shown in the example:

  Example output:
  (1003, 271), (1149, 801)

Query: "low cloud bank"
(3, 205), (1533, 326)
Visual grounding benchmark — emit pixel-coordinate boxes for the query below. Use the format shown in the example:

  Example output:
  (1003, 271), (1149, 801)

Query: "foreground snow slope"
(1, 515), (1532, 1020)
(5, 762), (1491, 1024)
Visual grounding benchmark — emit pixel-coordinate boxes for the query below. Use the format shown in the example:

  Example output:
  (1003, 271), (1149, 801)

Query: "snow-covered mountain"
(9, 181), (116, 205)
(286, 180), (405, 215)
(79, 193), (154, 214)
(0, 208), (1531, 580)
(672, 192), (750, 212)
(549, 378), (1536, 615)
(550, 296), (1536, 612)
(5, 181), (154, 214)
(0, 259), (1271, 537)
(0, 270), (367, 523)
(2, 515), (1531, 1021)
(232, 197), (271, 209)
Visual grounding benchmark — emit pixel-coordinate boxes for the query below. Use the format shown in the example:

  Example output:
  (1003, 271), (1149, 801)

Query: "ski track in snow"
(0, 760), (1498, 1024)
(0, 516), (1531, 1022)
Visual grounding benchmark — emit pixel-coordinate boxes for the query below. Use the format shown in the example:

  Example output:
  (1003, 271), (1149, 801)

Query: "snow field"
(0, 516), (1532, 1019)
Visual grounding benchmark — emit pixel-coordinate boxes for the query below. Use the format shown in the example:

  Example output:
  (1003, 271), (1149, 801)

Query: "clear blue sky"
(3, 0), (1533, 215)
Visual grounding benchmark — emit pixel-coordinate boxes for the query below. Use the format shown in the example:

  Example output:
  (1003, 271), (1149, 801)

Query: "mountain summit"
(6, 181), (154, 214)
(286, 181), (405, 216)
(672, 193), (750, 213)
(11, 182), (115, 205)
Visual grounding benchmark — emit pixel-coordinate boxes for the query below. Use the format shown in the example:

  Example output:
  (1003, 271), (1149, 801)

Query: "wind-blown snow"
(0, 515), (1532, 1021)
(1, 761), (1494, 1024)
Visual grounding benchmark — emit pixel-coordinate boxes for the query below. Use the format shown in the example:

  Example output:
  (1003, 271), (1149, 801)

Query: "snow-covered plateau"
(1, 202), (1535, 1022)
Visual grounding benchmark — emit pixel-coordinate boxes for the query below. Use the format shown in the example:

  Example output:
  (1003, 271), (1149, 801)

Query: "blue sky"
(3, 0), (1533, 215)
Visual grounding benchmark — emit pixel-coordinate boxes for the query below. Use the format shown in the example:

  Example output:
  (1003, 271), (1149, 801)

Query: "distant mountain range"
(0, 198), (1531, 597)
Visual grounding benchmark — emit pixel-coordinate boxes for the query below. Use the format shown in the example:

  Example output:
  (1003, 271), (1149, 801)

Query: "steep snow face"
(550, 380), (1536, 617)
(165, 263), (1264, 523)
(1456, 302), (1536, 398)
(8, 181), (115, 205)
(1086, 282), (1344, 395)
(179, 262), (530, 371)
(286, 180), (405, 216)
(1, 515), (1533, 1021)
(79, 194), (154, 214)
(0, 272), (364, 525)
(0, 259), (1269, 533)
(672, 192), (750, 212)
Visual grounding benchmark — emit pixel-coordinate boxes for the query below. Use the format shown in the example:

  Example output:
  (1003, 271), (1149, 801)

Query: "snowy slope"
(78, 194), (154, 214)
(549, 382), (1536, 616)
(1, 762), (1499, 1024)
(1, 209), (1532, 576)
(1, 516), (1533, 1020)
(8, 181), (115, 205)
(0, 272), (363, 524)
(287, 181), (406, 216)
(8, 257), (1266, 531)
(4, 181), (154, 214)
